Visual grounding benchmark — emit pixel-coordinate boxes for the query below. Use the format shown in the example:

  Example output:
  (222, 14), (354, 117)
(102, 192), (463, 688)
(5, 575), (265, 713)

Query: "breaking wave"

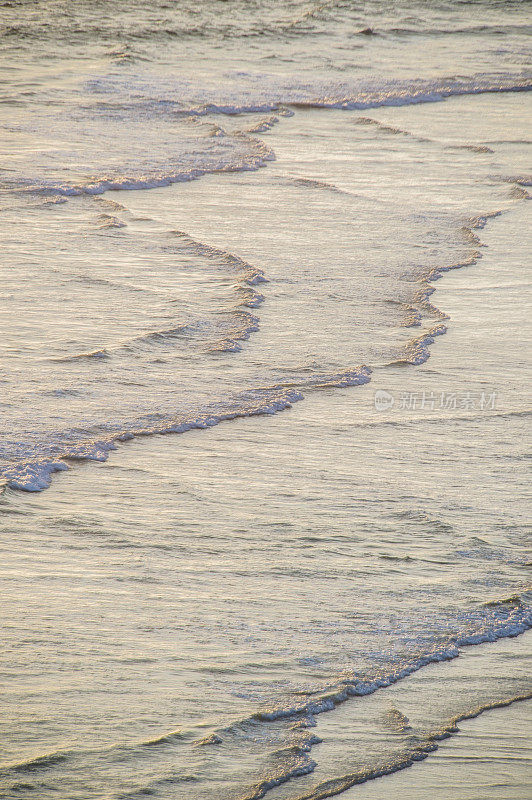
(4, 73), (530, 199)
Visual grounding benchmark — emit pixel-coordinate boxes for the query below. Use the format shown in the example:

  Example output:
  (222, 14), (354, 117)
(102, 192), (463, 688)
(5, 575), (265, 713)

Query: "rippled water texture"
(0, 2), (530, 798)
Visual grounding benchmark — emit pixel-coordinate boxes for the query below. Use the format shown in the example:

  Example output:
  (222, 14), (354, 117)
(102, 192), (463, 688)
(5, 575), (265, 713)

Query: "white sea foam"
(3, 73), (530, 199)
(283, 689), (532, 800)
(1, 388), (304, 492)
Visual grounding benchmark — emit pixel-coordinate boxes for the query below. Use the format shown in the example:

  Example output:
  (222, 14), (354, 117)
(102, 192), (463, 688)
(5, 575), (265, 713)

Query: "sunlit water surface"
(0, 2), (531, 798)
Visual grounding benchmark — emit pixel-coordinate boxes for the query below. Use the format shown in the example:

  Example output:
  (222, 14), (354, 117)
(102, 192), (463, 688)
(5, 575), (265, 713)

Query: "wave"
(92, 212), (126, 229)
(0, 2), (334, 46)
(51, 348), (110, 363)
(381, 706), (412, 733)
(108, 71), (531, 118)
(0, 202), (513, 493)
(240, 737), (321, 800)
(7, 119), (276, 198)
(194, 733), (223, 747)
(286, 689), (532, 800)
(287, 177), (349, 195)
(212, 593), (531, 799)
(449, 143), (494, 154)
(355, 116), (495, 154)
(169, 228), (268, 288)
(0, 366), (371, 492)
(257, 366), (372, 393)
(388, 210), (505, 365)
(343, 408), (532, 431)
(93, 197), (128, 212)
(114, 312), (260, 355)
(509, 185), (530, 200)
(490, 173), (532, 187)
(66, 274), (163, 298)
(6, 73), (530, 200)
(388, 24), (532, 37)
(47, 222), (268, 362)
(140, 730), (185, 748)
(393, 324), (448, 366)
(16, 149), (275, 198)
(242, 115), (281, 134)
(1, 751), (69, 774)
(0, 596), (529, 797)
(354, 116), (431, 143)
(123, 324), (189, 346)
(0, 387), (304, 491)
(207, 311), (260, 353)
(0, 729), (187, 786)
(224, 592), (531, 728)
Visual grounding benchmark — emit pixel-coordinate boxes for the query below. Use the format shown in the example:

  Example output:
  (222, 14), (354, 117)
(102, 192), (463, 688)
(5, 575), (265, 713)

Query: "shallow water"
(0, 2), (530, 798)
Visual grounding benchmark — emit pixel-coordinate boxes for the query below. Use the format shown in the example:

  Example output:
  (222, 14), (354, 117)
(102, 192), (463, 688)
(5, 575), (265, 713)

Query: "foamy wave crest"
(390, 210), (504, 363)
(239, 735), (322, 800)
(18, 150), (274, 198)
(0, 388), (304, 492)
(259, 366), (372, 392)
(1, 368), (372, 492)
(207, 594), (532, 799)
(87, 71), (531, 117)
(5, 119), (275, 198)
(5, 72), (529, 201)
(220, 595), (531, 733)
(285, 690), (532, 800)
(398, 324), (448, 365)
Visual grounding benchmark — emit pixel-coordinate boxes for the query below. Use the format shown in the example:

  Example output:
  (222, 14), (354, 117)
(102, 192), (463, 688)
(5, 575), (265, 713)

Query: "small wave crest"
(282, 690), (532, 800)
(140, 730), (185, 748)
(0, 387), (304, 492)
(242, 115), (281, 134)
(51, 348), (110, 363)
(92, 212), (127, 229)
(7, 73), (529, 200)
(1, 751), (69, 774)
(390, 209), (504, 363)
(394, 324), (448, 366)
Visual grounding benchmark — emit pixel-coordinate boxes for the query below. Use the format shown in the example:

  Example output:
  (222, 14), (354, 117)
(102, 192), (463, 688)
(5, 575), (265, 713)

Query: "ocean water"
(0, 1), (531, 798)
